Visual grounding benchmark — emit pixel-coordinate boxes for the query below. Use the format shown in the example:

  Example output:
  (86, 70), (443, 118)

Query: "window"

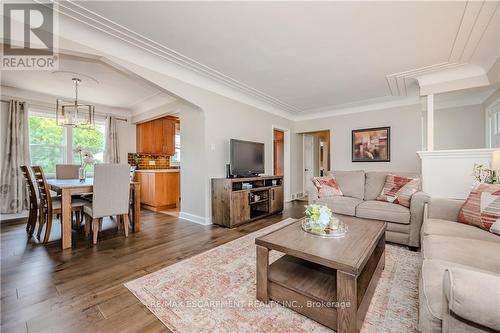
(171, 125), (181, 164)
(28, 110), (105, 176)
(29, 113), (66, 175)
(73, 122), (105, 172)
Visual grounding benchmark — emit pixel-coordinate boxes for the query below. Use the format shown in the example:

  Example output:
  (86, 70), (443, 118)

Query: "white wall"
(116, 120), (136, 162)
(295, 104), (423, 175)
(434, 104), (485, 150)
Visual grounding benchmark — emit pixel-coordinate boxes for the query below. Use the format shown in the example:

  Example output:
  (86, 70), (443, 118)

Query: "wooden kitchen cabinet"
(136, 116), (176, 155)
(134, 170), (180, 211)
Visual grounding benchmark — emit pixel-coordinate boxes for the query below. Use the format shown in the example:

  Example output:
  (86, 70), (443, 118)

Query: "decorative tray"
(301, 218), (348, 238)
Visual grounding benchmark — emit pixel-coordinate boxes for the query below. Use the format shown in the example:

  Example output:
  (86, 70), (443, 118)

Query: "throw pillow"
(312, 175), (343, 198)
(458, 183), (500, 231)
(490, 220), (500, 236)
(377, 174), (420, 207)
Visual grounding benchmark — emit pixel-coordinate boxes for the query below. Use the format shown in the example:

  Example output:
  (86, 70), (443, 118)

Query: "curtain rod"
(1, 99), (128, 122)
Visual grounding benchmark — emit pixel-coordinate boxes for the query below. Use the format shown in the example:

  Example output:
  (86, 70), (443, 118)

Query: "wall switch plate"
(210, 143), (216, 151)
(149, 161), (156, 165)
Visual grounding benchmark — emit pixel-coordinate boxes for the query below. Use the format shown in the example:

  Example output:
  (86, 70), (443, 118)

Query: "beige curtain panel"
(104, 116), (120, 164)
(0, 100), (31, 213)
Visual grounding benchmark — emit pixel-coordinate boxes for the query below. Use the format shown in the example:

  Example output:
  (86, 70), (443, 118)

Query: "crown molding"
(386, 1), (499, 97)
(293, 96), (421, 121)
(1, 85), (132, 118)
(48, 0), (301, 116)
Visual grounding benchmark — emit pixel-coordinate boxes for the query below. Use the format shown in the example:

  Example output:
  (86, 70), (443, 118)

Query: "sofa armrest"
(408, 191), (431, 248)
(442, 268), (500, 332)
(306, 182), (319, 204)
(428, 198), (464, 221)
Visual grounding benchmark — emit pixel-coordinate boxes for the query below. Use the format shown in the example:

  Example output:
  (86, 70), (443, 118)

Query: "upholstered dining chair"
(19, 166), (38, 236)
(55, 164), (80, 179)
(31, 166), (87, 244)
(83, 164), (131, 245)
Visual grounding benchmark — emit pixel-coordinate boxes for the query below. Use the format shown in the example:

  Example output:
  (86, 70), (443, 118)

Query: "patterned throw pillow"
(377, 174), (420, 207)
(312, 175), (343, 198)
(458, 183), (500, 231)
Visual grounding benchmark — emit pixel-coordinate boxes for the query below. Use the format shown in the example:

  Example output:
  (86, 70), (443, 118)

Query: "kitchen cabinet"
(136, 117), (176, 155)
(134, 170), (180, 211)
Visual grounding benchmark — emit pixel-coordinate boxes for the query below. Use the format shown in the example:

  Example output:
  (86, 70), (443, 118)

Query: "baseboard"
(179, 212), (212, 225)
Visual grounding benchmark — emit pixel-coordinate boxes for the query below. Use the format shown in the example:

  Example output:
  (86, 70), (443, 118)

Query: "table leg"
(337, 270), (357, 333)
(133, 184), (141, 232)
(61, 188), (72, 249)
(256, 245), (269, 303)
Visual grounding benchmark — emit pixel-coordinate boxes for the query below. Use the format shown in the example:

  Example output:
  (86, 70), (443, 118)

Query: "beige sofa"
(307, 170), (429, 249)
(419, 198), (500, 333)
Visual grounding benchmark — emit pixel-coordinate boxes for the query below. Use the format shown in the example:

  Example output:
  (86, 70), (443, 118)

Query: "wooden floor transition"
(1, 201), (306, 333)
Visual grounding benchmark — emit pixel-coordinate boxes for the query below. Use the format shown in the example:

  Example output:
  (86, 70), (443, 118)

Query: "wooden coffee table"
(255, 216), (386, 333)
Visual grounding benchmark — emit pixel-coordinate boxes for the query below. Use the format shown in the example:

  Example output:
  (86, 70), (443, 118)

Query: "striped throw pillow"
(312, 175), (343, 198)
(458, 183), (500, 232)
(377, 174), (420, 207)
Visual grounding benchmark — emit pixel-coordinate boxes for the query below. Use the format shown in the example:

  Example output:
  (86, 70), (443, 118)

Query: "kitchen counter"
(135, 169), (180, 173)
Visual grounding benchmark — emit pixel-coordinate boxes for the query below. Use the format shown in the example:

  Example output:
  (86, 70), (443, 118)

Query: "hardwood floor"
(1, 201), (305, 333)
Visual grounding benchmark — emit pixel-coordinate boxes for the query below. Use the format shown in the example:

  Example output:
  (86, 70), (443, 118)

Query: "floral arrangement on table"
(74, 145), (96, 180)
(304, 204), (341, 235)
(473, 164), (495, 185)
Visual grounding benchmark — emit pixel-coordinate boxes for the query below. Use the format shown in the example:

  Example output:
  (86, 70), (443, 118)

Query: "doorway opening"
(273, 129), (284, 176)
(302, 130), (331, 197)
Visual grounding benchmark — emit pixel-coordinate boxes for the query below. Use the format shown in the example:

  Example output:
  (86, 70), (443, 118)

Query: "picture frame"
(352, 126), (390, 162)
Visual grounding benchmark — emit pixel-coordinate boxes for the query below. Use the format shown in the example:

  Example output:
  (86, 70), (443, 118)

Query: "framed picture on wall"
(352, 127), (390, 162)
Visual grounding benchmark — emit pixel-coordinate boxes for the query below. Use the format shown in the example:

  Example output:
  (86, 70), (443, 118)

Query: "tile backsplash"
(128, 153), (170, 169)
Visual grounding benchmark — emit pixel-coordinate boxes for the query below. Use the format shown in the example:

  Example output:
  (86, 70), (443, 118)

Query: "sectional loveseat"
(419, 198), (500, 333)
(307, 170), (430, 249)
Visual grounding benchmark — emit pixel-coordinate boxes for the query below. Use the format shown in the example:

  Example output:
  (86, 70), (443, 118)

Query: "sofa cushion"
(316, 196), (362, 216)
(327, 170), (365, 200)
(419, 259), (497, 332)
(423, 235), (500, 274)
(356, 200), (410, 224)
(423, 218), (500, 243)
(364, 171), (420, 201)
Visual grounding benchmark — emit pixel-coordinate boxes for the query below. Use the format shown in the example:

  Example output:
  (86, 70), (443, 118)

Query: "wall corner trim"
(179, 212), (212, 225)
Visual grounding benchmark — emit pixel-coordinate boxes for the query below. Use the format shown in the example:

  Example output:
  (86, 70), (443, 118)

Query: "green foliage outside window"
(29, 114), (105, 175)
(29, 116), (65, 174)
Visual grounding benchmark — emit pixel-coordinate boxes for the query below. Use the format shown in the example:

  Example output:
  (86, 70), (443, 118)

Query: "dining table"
(47, 178), (141, 250)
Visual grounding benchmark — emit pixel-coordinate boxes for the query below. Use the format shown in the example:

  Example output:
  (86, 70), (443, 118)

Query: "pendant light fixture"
(56, 78), (95, 128)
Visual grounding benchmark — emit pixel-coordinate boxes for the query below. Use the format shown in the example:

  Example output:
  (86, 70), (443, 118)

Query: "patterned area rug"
(125, 218), (422, 333)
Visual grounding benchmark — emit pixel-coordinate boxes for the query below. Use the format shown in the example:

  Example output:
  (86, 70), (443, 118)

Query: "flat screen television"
(230, 139), (265, 177)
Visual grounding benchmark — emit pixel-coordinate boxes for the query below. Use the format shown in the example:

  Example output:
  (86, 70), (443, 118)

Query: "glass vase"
(78, 166), (86, 182)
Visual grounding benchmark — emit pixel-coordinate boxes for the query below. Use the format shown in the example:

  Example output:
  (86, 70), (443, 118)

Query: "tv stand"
(212, 175), (284, 228)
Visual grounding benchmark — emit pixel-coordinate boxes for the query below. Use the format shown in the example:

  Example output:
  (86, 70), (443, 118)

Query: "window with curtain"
(488, 101), (500, 148)
(73, 122), (105, 172)
(28, 112), (66, 175)
(28, 110), (105, 176)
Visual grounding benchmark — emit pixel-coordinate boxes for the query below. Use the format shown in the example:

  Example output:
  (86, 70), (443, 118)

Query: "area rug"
(125, 218), (422, 333)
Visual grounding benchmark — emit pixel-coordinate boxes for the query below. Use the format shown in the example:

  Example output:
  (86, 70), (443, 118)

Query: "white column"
(427, 94), (434, 151)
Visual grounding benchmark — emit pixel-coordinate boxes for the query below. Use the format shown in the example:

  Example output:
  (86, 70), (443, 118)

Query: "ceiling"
(1, 54), (177, 112)
(72, 1), (499, 115)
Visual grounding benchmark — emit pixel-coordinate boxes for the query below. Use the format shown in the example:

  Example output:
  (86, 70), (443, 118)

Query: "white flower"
(318, 205), (332, 226)
(73, 145), (83, 154)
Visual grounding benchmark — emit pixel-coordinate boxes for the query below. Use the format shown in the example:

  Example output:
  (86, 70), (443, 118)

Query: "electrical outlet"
(148, 160), (156, 166)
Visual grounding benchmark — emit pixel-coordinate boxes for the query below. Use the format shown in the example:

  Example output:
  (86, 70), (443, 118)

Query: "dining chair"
(31, 166), (87, 244)
(83, 164), (131, 245)
(19, 166), (38, 236)
(56, 163), (93, 205)
(55, 164), (80, 179)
